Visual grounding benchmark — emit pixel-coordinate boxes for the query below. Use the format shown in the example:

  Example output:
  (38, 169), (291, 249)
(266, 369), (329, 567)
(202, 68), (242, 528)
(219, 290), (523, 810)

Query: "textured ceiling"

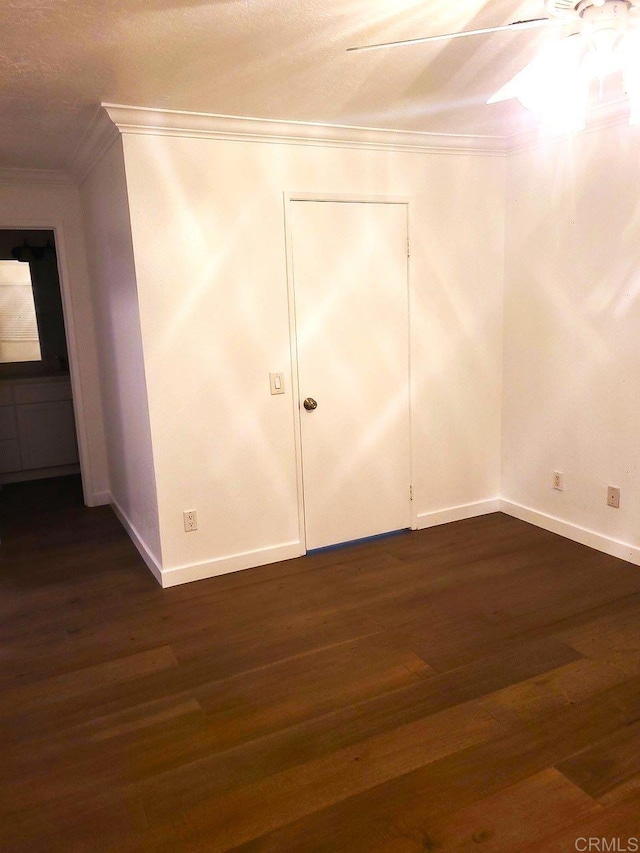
(0, 0), (577, 170)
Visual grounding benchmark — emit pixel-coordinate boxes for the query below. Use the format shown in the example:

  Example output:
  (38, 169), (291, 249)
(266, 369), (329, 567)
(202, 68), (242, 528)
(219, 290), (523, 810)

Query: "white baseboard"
(500, 499), (640, 567)
(109, 492), (302, 586)
(109, 496), (164, 585)
(160, 541), (304, 588)
(107, 490), (640, 589)
(87, 490), (111, 507)
(416, 498), (502, 530)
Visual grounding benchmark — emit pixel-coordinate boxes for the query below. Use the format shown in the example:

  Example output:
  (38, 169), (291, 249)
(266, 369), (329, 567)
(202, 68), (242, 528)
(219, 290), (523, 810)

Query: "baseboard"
(104, 492), (640, 586)
(109, 496), (164, 585)
(0, 464), (80, 485)
(500, 499), (640, 567)
(416, 498), (502, 529)
(160, 541), (304, 588)
(109, 494), (301, 586)
(86, 490), (111, 507)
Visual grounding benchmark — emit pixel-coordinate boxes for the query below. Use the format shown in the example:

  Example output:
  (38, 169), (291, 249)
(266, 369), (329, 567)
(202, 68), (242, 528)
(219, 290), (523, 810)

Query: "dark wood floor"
(2, 477), (640, 852)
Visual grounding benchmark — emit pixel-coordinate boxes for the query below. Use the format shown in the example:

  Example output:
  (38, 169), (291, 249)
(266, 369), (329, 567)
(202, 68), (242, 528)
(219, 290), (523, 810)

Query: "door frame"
(283, 191), (418, 552)
(0, 218), (95, 505)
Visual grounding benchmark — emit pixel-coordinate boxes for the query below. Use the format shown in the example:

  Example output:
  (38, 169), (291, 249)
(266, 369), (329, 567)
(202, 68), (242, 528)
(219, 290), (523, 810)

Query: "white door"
(290, 200), (411, 551)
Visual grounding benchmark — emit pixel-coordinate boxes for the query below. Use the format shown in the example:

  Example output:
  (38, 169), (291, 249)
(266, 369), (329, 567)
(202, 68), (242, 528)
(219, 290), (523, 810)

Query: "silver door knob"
(303, 397), (318, 411)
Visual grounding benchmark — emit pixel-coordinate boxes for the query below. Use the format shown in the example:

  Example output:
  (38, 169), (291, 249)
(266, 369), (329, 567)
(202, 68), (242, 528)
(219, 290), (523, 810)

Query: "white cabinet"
(0, 376), (79, 480)
(0, 439), (21, 472)
(0, 403), (20, 474)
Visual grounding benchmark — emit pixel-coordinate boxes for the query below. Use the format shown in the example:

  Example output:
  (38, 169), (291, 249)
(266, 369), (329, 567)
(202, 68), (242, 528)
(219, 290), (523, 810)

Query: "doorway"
(288, 199), (412, 551)
(0, 230), (80, 488)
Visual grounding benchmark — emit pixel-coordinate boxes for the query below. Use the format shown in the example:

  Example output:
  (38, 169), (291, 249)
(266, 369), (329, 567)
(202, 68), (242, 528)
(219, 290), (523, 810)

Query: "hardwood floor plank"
(597, 771), (640, 807)
(366, 552), (640, 672)
(224, 676), (640, 853)
(558, 596), (640, 677)
(1, 789), (150, 853)
(519, 791), (640, 852)
(2, 479), (640, 851)
(0, 702), (212, 824)
(0, 645), (178, 711)
(478, 655), (631, 725)
(126, 700), (506, 851)
(557, 719), (640, 800)
(365, 768), (601, 853)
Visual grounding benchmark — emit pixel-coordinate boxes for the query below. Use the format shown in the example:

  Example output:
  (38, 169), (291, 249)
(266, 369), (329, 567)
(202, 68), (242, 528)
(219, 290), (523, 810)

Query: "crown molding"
(99, 103), (509, 157)
(69, 105), (121, 184)
(68, 97), (637, 179)
(0, 168), (72, 186)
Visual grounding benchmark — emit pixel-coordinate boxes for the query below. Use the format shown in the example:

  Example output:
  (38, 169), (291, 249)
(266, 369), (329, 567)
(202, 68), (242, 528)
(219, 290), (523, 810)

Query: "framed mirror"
(0, 230), (68, 378)
(0, 259), (42, 363)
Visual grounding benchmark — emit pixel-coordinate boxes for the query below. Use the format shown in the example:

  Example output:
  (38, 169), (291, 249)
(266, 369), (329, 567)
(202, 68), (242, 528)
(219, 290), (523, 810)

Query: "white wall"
(80, 140), (162, 570)
(0, 175), (108, 504)
(10, 114), (640, 585)
(503, 124), (640, 561)
(120, 132), (505, 584)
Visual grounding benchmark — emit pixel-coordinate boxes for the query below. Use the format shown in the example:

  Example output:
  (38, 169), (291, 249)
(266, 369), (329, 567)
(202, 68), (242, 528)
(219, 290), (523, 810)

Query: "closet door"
(290, 200), (411, 550)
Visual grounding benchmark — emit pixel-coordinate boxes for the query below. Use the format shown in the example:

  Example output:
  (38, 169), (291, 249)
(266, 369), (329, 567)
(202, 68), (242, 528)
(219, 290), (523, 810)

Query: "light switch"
(269, 372), (285, 395)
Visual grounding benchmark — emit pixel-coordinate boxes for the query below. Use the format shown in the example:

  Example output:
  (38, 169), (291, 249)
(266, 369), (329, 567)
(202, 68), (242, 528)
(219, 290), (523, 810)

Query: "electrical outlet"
(553, 471), (564, 491)
(183, 510), (198, 532)
(607, 487), (620, 509)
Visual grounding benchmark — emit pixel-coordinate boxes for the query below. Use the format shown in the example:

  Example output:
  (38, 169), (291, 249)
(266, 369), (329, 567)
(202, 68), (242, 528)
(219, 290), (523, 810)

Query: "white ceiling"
(1, 0), (585, 171)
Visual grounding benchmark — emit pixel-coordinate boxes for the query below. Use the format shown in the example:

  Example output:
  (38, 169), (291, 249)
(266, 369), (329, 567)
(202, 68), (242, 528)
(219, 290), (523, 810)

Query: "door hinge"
(407, 237), (411, 257)
(409, 485), (413, 501)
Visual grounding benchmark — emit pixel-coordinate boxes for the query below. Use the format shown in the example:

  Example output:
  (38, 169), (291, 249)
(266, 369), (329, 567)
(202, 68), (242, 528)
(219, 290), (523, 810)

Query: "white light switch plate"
(269, 372), (285, 395)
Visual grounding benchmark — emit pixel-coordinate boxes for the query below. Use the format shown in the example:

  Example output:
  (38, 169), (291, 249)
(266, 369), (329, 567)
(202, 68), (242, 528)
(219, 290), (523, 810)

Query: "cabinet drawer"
(0, 407), (17, 441)
(0, 439), (21, 473)
(16, 400), (79, 469)
(14, 380), (72, 405)
(0, 386), (13, 406)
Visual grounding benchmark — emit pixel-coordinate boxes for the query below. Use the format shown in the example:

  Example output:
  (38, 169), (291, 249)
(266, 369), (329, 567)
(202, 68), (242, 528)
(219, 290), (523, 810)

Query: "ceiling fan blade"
(347, 18), (562, 53)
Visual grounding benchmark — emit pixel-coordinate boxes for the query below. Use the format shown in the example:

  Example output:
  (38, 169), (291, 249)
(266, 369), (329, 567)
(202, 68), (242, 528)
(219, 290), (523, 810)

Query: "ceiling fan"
(348, 1), (640, 133)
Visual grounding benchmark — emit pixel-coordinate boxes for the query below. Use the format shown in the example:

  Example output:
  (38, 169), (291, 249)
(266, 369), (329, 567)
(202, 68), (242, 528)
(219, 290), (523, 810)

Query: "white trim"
(282, 194), (308, 553)
(405, 199), (417, 532)
(65, 101), (639, 175)
(110, 492), (640, 588)
(70, 106), (121, 184)
(99, 103), (508, 157)
(86, 490), (111, 507)
(52, 221), (98, 508)
(160, 541), (304, 588)
(110, 496), (164, 585)
(288, 192), (411, 204)
(417, 498), (502, 529)
(500, 500), (640, 567)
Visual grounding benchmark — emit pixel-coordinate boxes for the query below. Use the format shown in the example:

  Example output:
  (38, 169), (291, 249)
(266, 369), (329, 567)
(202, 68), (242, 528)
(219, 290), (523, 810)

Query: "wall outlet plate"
(183, 509), (198, 532)
(607, 486), (620, 509)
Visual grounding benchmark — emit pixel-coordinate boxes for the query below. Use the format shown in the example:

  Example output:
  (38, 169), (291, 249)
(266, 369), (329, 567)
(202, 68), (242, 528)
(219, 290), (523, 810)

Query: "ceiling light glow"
(488, 0), (640, 133)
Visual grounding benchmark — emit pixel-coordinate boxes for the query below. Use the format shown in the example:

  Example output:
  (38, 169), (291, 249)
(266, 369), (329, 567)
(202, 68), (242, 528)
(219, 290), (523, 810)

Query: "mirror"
(0, 230), (68, 378)
(0, 260), (42, 363)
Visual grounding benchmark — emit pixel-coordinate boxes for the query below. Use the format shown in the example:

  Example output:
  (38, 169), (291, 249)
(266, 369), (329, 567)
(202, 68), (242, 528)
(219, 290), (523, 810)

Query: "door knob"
(303, 397), (318, 411)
